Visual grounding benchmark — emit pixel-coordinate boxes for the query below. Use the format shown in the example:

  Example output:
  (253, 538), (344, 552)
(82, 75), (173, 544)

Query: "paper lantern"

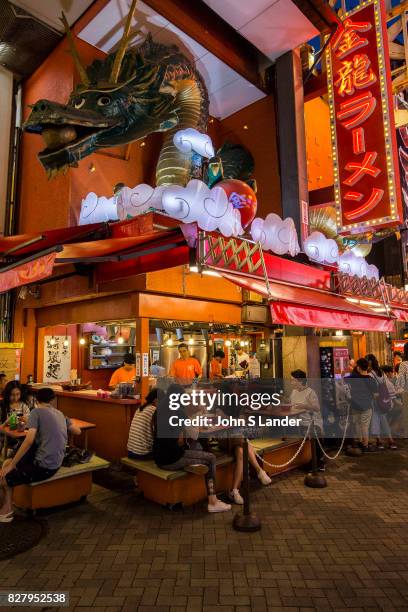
(173, 128), (215, 158)
(217, 179), (257, 228)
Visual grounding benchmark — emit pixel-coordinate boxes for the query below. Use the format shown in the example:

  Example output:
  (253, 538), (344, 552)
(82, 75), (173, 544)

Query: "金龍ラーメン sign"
(326, 0), (402, 234)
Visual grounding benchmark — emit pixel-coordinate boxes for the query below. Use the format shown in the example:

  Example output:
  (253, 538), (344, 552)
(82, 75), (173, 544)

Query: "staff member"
(109, 353), (136, 388)
(235, 345), (249, 373)
(209, 350), (225, 381)
(170, 343), (202, 384)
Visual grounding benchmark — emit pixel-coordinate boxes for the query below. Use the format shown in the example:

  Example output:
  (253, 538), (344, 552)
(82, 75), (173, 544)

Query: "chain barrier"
(313, 405), (350, 460)
(248, 422), (312, 469)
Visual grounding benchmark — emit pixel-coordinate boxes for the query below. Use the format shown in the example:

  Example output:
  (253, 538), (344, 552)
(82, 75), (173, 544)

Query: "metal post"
(304, 415), (327, 488)
(232, 438), (261, 532)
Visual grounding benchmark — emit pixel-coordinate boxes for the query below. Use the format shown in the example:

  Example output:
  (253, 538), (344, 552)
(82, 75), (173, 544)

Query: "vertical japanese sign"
(326, 0), (402, 234)
(43, 336), (71, 383)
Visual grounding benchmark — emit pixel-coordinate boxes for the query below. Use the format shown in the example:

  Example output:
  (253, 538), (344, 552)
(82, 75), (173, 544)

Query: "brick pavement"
(0, 445), (407, 612)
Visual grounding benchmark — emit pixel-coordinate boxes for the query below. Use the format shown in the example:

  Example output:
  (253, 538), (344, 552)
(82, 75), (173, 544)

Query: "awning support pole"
(257, 242), (272, 300)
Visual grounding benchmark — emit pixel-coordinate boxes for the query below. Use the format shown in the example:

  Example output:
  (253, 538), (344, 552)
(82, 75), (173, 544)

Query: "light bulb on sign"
(240, 340), (245, 347)
(225, 339), (232, 347)
(166, 338), (173, 347)
(79, 337), (86, 346)
(188, 338), (194, 345)
(63, 337), (69, 348)
(244, 341), (249, 346)
(117, 336), (125, 345)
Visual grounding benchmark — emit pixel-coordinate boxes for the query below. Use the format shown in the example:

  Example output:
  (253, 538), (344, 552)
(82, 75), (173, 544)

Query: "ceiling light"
(79, 337), (86, 345)
(117, 336), (125, 344)
(166, 338), (173, 346)
(240, 340), (245, 347)
(188, 338), (194, 345)
(225, 339), (232, 347)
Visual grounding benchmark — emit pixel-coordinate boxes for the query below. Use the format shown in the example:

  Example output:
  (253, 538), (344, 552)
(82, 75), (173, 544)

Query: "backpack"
(376, 379), (392, 414)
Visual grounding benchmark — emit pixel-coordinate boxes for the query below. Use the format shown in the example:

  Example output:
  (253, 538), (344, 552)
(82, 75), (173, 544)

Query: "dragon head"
(23, 3), (179, 178)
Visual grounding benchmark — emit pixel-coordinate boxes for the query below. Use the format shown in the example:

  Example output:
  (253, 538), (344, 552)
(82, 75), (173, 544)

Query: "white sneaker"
(257, 468), (272, 486)
(208, 500), (232, 513)
(228, 489), (244, 505)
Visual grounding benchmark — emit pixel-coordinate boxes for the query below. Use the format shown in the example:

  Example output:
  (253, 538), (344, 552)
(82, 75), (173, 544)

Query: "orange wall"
(211, 95), (281, 219)
(304, 97), (334, 192)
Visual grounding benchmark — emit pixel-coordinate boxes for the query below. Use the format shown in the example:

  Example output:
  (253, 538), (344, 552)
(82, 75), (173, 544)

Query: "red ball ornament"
(217, 179), (257, 228)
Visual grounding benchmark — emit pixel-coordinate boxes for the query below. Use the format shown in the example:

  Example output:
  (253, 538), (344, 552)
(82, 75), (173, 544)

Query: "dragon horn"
(60, 12), (90, 86)
(110, 0), (138, 84)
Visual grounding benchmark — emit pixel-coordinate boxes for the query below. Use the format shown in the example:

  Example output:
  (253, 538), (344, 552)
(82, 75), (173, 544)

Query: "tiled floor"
(0, 444), (408, 611)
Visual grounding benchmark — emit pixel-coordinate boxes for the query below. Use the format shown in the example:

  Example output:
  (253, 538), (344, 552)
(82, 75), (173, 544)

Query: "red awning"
(0, 223), (107, 258)
(221, 272), (395, 332)
(54, 232), (177, 262)
(0, 253), (57, 293)
(392, 308), (408, 322)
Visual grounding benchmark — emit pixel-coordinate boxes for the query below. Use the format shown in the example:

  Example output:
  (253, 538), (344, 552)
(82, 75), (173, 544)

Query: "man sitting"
(0, 387), (81, 522)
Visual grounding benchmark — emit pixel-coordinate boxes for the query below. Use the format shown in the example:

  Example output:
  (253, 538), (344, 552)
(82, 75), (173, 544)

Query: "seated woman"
(0, 387), (81, 522)
(127, 389), (159, 460)
(1, 381), (30, 425)
(153, 384), (231, 513)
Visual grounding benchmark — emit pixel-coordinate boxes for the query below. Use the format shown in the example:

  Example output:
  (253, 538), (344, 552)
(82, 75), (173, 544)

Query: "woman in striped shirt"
(127, 389), (159, 459)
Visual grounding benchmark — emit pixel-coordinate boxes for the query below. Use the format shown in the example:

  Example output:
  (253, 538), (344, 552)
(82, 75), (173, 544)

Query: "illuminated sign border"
(326, 0), (402, 234)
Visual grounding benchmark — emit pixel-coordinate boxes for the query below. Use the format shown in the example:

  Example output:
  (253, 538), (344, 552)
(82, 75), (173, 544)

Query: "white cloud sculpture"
(250, 213), (300, 257)
(338, 251), (379, 280)
(303, 231), (339, 265)
(116, 184), (165, 221)
(173, 128), (215, 158)
(79, 192), (118, 225)
(162, 179), (243, 237)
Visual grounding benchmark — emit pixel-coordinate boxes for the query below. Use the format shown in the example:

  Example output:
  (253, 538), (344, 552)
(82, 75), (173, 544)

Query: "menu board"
(0, 343), (23, 381)
(43, 336), (71, 383)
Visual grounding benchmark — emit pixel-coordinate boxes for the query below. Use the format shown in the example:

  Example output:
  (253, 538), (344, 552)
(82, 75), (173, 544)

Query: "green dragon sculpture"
(24, 0), (211, 187)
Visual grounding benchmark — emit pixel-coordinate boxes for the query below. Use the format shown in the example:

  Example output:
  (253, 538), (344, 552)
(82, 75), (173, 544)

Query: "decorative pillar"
(136, 317), (150, 400)
(276, 49), (308, 238)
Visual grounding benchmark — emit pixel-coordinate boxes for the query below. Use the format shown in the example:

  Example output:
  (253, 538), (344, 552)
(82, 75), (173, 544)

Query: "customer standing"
(366, 354), (396, 449)
(290, 370), (325, 471)
(395, 342), (408, 436)
(347, 358), (377, 452)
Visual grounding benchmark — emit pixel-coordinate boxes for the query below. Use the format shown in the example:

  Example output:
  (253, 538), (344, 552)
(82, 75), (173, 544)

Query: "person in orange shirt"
(109, 353), (136, 389)
(209, 350), (225, 381)
(170, 343), (202, 383)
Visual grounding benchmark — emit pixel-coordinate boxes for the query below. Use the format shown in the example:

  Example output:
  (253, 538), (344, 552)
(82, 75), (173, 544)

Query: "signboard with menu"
(326, 0), (402, 234)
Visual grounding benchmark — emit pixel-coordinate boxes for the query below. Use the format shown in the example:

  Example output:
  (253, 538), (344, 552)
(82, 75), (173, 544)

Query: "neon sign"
(326, 0), (402, 234)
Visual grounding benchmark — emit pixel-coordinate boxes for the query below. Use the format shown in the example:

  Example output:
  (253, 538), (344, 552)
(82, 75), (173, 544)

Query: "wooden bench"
(250, 438), (312, 475)
(121, 454), (234, 506)
(13, 456), (110, 511)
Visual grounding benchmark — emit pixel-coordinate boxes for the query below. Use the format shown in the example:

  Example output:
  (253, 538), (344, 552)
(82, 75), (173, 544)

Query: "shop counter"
(55, 390), (139, 461)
